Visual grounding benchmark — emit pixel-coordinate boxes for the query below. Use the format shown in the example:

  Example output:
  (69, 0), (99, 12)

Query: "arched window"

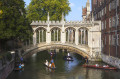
(79, 28), (88, 45)
(51, 28), (61, 42)
(36, 28), (46, 43)
(66, 28), (75, 43)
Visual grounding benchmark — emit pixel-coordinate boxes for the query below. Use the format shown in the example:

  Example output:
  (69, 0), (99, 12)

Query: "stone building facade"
(82, 0), (91, 21)
(92, 0), (120, 68)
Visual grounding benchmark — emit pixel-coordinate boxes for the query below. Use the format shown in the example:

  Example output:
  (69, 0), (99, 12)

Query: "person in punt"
(85, 57), (88, 64)
(45, 60), (48, 66)
(103, 65), (109, 67)
(67, 57), (71, 60)
(67, 53), (70, 57)
(50, 52), (53, 57)
(19, 63), (22, 69)
(49, 63), (51, 68)
(20, 57), (24, 63)
(50, 59), (55, 68)
(95, 64), (99, 67)
(21, 63), (24, 67)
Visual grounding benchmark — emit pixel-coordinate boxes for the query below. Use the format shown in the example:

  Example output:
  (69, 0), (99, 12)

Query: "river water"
(7, 50), (120, 79)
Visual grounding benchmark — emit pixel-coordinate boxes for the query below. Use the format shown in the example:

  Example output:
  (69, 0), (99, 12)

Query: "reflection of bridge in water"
(29, 13), (101, 61)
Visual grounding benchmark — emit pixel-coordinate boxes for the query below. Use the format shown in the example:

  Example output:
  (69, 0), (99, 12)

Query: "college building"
(91, 0), (120, 68)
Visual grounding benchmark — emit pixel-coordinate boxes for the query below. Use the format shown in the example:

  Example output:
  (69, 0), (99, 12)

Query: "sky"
(24, 0), (91, 21)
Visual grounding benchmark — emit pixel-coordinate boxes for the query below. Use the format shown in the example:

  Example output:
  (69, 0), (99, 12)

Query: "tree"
(0, 1), (3, 18)
(0, 0), (32, 40)
(26, 0), (71, 21)
(0, 0), (32, 50)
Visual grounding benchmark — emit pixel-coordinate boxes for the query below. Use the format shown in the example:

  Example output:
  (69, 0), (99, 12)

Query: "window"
(99, 12), (100, 18)
(112, 16), (115, 27)
(117, 14), (119, 26)
(117, 0), (119, 6)
(118, 15), (119, 25)
(109, 18), (111, 28)
(105, 36), (106, 45)
(102, 40), (104, 51)
(100, 1), (102, 6)
(109, 3), (111, 11)
(112, 0), (116, 9)
(105, 7), (106, 14)
(105, 20), (106, 29)
(112, 35), (115, 45)
(100, 11), (102, 18)
(98, 12), (99, 18)
(101, 22), (104, 30)
(109, 35), (111, 45)
(102, 9), (104, 16)
(117, 34), (119, 45)
(95, 14), (97, 20)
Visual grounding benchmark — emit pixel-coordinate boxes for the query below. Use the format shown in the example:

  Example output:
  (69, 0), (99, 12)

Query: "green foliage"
(0, 52), (11, 59)
(26, 0), (71, 21)
(0, 0), (32, 41)
(6, 53), (12, 61)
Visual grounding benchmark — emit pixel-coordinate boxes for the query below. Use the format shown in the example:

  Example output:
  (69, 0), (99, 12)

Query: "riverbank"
(0, 44), (36, 79)
(0, 51), (15, 79)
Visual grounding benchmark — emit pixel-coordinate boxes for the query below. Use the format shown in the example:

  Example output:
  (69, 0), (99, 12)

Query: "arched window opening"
(51, 28), (61, 42)
(36, 28), (46, 43)
(79, 28), (88, 45)
(66, 28), (75, 44)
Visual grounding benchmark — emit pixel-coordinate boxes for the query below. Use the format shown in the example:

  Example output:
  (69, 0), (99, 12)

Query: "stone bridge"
(29, 13), (101, 61)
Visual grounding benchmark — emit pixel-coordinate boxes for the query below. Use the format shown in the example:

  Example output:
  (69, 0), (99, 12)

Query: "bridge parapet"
(31, 20), (63, 25)
(65, 21), (93, 24)
(31, 20), (95, 26)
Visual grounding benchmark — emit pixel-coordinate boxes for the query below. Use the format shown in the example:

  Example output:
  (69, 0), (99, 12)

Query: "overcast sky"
(24, 0), (91, 21)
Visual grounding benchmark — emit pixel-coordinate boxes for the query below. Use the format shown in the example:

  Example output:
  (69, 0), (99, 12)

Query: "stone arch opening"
(50, 27), (61, 31)
(78, 27), (88, 45)
(65, 27), (76, 44)
(34, 27), (47, 32)
(35, 27), (47, 43)
(50, 27), (61, 42)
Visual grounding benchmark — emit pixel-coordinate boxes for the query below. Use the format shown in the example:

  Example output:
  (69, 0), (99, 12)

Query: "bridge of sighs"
(30, 14), (101, 61)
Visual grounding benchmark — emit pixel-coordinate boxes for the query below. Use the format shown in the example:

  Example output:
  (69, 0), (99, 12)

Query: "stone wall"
(0, 53), (15, 79)
(0, 61), (14, 79)
(101, 53), (120, 69)
(0, 49), (25, 79)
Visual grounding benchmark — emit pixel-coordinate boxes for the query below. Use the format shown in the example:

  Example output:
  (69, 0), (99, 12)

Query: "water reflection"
(7, 50), (120, 79)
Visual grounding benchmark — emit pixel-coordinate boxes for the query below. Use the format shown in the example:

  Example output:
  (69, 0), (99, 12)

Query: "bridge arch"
(24, 44), (91, 60)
